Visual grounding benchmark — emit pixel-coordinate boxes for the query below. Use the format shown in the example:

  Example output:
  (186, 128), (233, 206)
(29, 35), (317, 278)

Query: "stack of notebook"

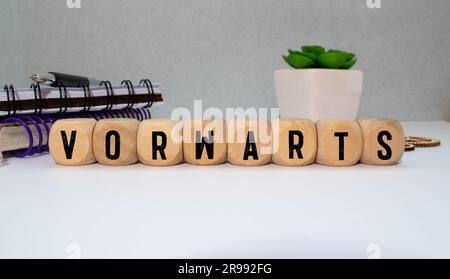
(0, 72), (163, 159)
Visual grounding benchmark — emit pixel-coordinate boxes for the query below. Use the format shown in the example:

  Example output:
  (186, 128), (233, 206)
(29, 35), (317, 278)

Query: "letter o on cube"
(93, 119), (139, 166)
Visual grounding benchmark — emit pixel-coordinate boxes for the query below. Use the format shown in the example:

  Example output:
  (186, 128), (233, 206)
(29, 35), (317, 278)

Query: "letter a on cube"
(49, 119), (97, 166)
(228, 119), (272, 166)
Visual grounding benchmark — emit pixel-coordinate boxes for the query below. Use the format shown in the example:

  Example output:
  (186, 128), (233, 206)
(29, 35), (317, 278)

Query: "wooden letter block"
(228, 120), (272, 166)
(93, 119), (139, 166)
(358, 119), (405, 165)
(183, 119), (227, 165)
(137, 119), (183, 166)
(272, 119), (317, 166)
(316, 120), (362, 167)
(49, 119), (97, 166)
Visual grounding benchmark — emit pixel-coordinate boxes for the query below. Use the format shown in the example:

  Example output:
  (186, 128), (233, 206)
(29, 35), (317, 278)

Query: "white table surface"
(0, 121), (449, 259)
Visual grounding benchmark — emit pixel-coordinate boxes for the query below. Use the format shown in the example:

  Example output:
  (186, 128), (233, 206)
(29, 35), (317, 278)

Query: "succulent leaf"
(284, 53), (315, 69)
(329, 49), (355, 61)
(282, 45), (357, 69)
(317, 52), (347, 69)
(340, 58), (357, 69)
(301, 45), (325, 56)
(282, 55), (295, 67)
(288, 49), (317, 62)
(345, 52), (356, 61)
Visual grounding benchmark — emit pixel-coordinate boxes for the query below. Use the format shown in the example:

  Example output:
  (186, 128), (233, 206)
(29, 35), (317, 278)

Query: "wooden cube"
(93, 119), (139, 166)
(183, 119), (227, 165)
(227, 119), (272, 166)
(137, 119), (183, 166)
(358, 119), (405, 165)
(272, 119), (317, 166)
(49, 119), (97, 166)
(316, 120), (362, 167)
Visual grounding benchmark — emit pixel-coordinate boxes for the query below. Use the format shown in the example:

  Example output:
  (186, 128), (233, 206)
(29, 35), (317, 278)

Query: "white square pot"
(274, 69), (363, 121)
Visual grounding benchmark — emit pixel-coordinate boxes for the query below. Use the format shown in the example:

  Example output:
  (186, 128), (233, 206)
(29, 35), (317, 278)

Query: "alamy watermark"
(66, 0), (81, 9)
(169, 100), (279, 155)
(366, 243), (382, 259)
(66, 243), (82, 259)
(367, 0), (381, 9)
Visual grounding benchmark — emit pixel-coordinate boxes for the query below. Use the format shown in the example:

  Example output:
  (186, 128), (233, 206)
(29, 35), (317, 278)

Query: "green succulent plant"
(282, 45), (357, 69)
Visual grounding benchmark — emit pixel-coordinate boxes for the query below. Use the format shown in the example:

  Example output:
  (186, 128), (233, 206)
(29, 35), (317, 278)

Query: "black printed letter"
(196, 131), (214, 160)
(334, 132), (349, 161)
(377, 131), (392, 160)
(244, 131), (259, 160)
(289, 130), (304, 159)
(152, 131), (167, 160)
(61, 131), (77, 159)
(105, 131), (120, 160)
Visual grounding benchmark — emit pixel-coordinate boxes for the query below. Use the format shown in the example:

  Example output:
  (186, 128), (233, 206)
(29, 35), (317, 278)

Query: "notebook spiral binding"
(1, 108), (151, 158)
(1, 79), (156, 158)
(3, 78), (157, 117)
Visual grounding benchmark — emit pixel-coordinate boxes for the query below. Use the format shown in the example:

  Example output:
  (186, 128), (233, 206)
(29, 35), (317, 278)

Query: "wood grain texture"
(272, 119), (317, 166)
(316, 120), (362, 167)
(358, 119), (405, 165)
(49, 119), (97, 166)
(137, 119), (183, 166)
(183, 119), (227, 165)
(93, 119), (139, 166)
(227, 119), (272, 166)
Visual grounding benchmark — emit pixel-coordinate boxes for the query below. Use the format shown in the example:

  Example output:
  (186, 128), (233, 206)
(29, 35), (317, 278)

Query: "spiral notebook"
(1, 78), (163, 117)
(0, 108), (152, 160)
(0, 74), (163, 159)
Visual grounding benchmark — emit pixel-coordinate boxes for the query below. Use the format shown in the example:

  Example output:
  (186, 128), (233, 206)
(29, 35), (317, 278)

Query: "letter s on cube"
(49, 119), (97, 166)
(358, 119), (405, 165)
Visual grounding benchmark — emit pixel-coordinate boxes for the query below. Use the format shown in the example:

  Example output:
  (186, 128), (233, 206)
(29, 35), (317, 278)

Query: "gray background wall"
(0, 0), (449, 120)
